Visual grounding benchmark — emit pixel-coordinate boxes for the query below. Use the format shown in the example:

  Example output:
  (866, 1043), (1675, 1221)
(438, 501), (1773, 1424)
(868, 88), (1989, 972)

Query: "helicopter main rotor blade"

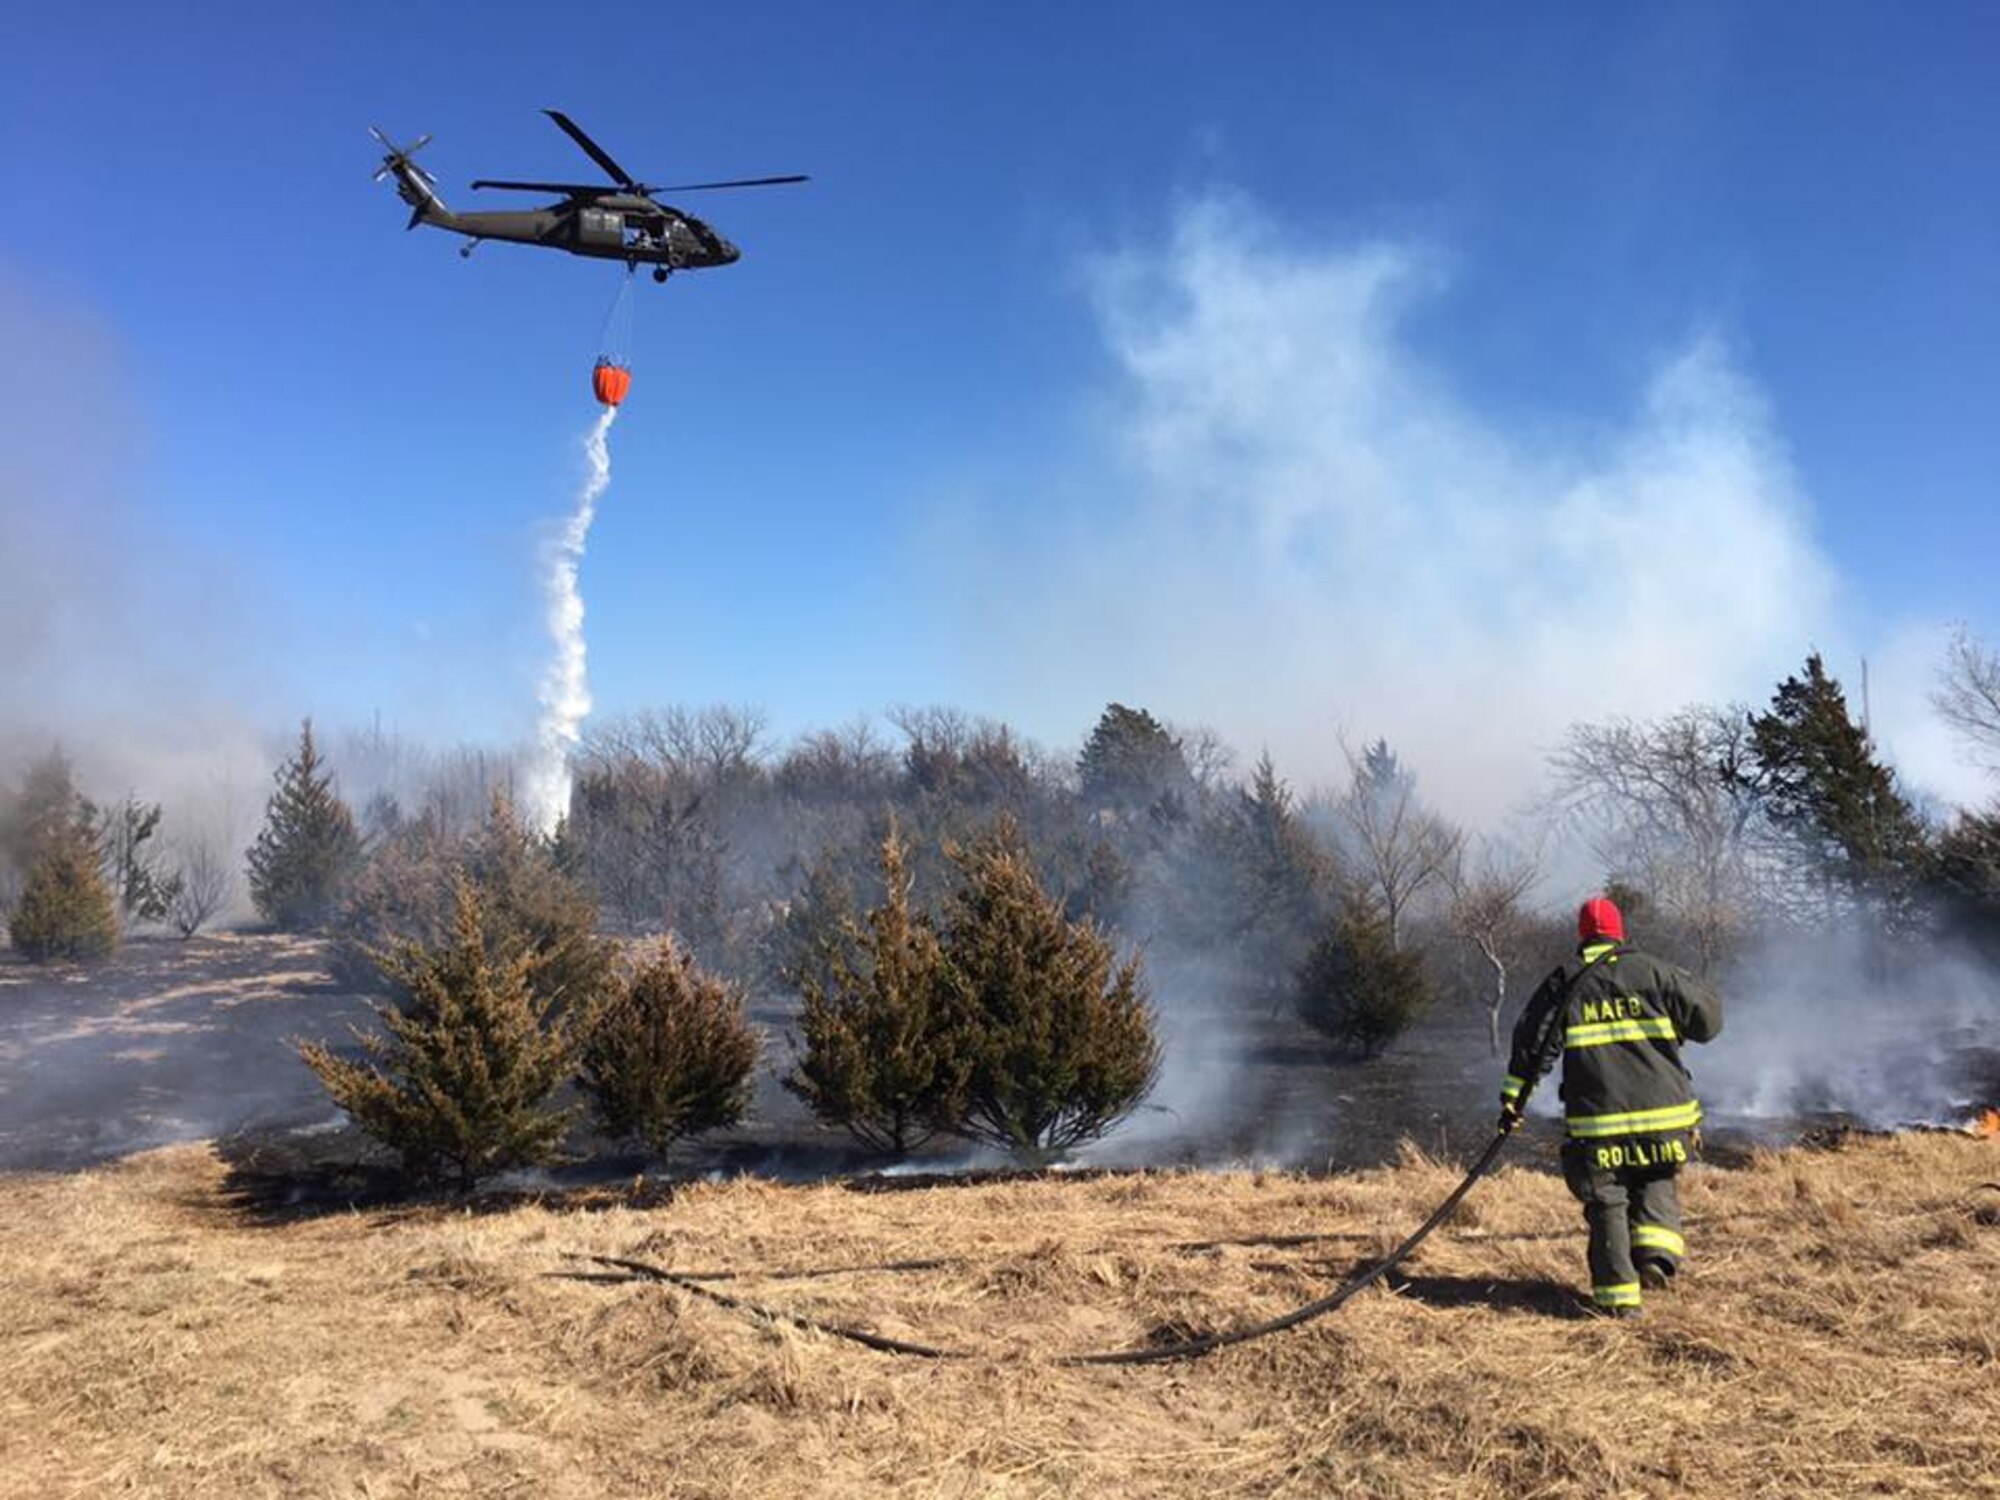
(470, 179), (618, 194)
(645, 174), (810, 192)
(543, 108), (638, 190)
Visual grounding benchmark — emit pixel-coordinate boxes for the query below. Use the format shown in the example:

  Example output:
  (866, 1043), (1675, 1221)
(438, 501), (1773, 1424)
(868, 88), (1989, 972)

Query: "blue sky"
(5, 2), (1997, 816)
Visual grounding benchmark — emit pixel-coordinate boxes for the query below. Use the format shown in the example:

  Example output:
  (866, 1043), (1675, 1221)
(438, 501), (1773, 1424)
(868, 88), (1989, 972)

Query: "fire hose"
(1051, 949), (1596, 1362)
(568, 1120), (1520, 1365)
(1065, 1122), (1516, 1366)
(567, 953), (1615, 1363)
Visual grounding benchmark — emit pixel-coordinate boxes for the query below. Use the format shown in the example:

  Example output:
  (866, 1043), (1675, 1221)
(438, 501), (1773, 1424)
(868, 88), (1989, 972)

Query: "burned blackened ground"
(4, 935), (1994, 1187)
(0, 935), (370, 1172)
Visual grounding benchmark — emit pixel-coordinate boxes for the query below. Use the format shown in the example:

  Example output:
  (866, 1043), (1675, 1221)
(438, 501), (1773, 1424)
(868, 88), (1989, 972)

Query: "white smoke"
(949, 194), (1838, 827)
(1703, 928), (2000, 1127)
(526, 408), (617, 835)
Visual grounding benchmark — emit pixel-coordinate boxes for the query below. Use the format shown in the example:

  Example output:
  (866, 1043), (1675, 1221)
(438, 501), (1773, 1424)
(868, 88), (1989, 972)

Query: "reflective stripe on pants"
(1562, 1142), (1685, 1307)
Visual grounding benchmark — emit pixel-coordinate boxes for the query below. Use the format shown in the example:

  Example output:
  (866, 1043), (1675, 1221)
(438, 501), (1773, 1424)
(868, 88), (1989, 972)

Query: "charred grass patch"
(0, 1132), (1996, 1498)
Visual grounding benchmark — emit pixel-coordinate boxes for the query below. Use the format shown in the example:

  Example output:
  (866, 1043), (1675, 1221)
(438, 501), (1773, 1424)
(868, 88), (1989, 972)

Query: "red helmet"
(1578, 896), (1625, 944)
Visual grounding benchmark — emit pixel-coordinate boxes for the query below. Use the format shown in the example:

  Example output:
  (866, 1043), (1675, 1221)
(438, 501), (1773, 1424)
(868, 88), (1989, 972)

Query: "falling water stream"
(527, 407), (616, 835)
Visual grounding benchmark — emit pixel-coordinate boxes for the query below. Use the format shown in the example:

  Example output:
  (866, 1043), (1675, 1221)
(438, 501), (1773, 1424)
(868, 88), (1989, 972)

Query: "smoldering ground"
(0, 929), (1492, 1178)
(1702, 924), (2000, 1128)
(5, 738), (1998, 1180)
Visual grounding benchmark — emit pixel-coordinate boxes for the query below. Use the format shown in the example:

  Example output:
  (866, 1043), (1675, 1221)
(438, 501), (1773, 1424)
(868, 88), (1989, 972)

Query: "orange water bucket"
(592, 359), (632, 408)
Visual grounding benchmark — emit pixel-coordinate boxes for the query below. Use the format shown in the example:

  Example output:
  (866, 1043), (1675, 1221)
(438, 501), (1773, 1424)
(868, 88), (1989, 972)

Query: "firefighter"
(1499, 896), (1723, 1316)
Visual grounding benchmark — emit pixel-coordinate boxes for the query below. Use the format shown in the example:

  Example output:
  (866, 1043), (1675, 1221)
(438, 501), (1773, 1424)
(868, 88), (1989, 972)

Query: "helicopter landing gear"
(652, 266), (671, 284)
(459, 237), (483, 259)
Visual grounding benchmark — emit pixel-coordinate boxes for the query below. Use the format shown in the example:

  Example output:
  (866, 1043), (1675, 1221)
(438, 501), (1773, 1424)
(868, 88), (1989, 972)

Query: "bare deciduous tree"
(1935, 626), (2000, 776)
(775, 719), (898, 803)
(1326, 738), (1463, 951)
(1547, 706), (1766, 973)
(168, 835), (235, 939)
(1444, 836), (1543, 1055)
(420, 745), (521, 840)
(99, 795), (182, 930)
(1174, 723), (1237, 797)
(609, 705), (770, 788)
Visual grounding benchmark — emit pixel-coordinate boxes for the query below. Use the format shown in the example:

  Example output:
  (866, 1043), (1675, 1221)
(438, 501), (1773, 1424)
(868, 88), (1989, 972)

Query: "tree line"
(6, 640), (1998, 1186)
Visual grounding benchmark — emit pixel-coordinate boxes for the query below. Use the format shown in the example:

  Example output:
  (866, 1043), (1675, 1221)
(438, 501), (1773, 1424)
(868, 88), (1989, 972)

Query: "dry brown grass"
(2, 1132), (1996, 1499)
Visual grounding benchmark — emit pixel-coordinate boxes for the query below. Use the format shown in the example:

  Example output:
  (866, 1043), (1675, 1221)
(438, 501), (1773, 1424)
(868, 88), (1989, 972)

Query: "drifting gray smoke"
(1701, 927), (2000, 1128)
(527, 408), (617, 835)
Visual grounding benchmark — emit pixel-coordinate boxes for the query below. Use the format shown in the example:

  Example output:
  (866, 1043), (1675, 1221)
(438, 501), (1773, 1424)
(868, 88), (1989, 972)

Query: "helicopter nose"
(719, 239), (740, 263)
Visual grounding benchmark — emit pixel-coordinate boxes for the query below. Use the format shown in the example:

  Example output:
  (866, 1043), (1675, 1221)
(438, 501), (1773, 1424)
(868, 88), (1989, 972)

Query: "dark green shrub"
(247, 719), (363, 931)
(579, 936), (758, 1160)
(1298, 898), (1432, 1058)
(782, 820), (966, 1157)
(935, 819), (1159, 1160)
(298, 879), (576, 1190)
(9, 820), (119, 962)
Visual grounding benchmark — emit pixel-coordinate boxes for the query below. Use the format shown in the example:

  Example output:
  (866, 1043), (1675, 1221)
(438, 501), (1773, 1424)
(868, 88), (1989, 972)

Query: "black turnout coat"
(1502, 942), (1723, 1165)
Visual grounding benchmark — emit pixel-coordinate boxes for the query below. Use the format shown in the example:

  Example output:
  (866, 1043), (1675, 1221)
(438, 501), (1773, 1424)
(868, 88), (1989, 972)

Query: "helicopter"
(371, 110), (805, 281)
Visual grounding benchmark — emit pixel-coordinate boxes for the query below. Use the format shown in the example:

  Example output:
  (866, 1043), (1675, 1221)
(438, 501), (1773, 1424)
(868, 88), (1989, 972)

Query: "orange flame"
(1976, 1109), (2000, 1140)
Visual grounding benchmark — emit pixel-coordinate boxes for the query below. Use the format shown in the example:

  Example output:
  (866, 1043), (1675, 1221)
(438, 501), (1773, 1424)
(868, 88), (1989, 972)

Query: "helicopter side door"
(574, 207), (625, 251)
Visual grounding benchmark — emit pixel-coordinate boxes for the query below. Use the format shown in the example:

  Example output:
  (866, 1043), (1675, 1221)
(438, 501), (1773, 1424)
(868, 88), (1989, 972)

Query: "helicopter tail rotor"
(369, 126), (434, 181)
(370, 126), (449, 227)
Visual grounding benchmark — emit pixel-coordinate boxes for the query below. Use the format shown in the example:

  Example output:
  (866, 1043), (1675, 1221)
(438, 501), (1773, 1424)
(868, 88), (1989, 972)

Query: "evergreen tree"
(298, 879), (575, 1189)
(1934, 807), (2000, 959)
(1297, 896), (1432, 1058)
(9, 816), (119, 962)
(1739, 654), (1932, 918)
(5, 751), (117, 961)
(782, 820), (967, 1157)
(246, 719), (364, 930)
(463, 791), (615, 1013)
(2, 749), (96, 877)
(934, 818), (1159, 1159)
(1229, 752), (1332, 999)
(579, 936), (758, 1160)
(334, 791), (614, 1013)
(1358, 738), (1406, 798)
(1076, 704), (1195, 821)
(762, 846), (864, 999)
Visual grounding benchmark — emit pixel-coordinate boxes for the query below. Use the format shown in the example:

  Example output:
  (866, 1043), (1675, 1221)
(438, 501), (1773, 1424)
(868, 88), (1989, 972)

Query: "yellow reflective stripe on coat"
(1593, 1281), (1642, 1307)
(1501, 1075), (1525, 1101)
(1564, 1017), (1680, 1049)
(1632, 1225), (1685, 1257)
(1566, 1100), (1704, 1138)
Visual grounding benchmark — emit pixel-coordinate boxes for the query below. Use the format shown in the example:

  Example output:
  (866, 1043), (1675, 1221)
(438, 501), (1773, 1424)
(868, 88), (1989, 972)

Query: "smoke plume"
(950, 195), (1838, 826)
(527, 408), (617, 835)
